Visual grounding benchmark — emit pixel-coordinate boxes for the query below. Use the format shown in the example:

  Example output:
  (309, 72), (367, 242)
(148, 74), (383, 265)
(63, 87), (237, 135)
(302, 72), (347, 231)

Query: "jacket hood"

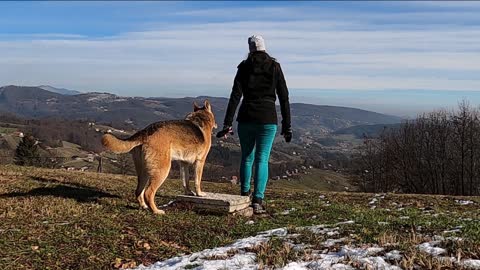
(247, 51), (275, 75)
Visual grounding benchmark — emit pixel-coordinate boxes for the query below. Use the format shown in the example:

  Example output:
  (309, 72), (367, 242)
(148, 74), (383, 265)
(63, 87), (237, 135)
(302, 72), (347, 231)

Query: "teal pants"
(238, 122), (277, 199)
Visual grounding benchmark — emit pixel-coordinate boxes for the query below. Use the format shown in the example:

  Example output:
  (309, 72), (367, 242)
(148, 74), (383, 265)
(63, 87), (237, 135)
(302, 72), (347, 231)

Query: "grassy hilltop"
(0, 165), (479, 269)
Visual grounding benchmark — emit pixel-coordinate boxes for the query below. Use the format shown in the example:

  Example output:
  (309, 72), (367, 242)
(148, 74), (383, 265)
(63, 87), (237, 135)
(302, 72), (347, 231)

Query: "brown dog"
(101, 100), (217, 214)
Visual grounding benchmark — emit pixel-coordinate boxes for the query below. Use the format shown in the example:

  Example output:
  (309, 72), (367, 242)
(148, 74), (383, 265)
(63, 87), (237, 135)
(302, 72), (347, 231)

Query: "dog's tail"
(101, 134), (142, 154)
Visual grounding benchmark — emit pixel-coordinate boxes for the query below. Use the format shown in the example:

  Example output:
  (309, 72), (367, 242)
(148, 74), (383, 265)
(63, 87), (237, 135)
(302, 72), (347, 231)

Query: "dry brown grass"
(0, 164), (479, 269)
(246, 238), (298, 269)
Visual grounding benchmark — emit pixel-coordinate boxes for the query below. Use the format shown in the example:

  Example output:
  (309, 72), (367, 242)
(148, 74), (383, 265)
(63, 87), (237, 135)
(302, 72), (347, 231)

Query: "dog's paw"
(196, 191), (207, 197)
(152, 209), (166, 215)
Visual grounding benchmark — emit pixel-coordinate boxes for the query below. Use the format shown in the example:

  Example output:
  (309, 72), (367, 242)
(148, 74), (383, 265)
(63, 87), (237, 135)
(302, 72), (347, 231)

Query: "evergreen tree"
(14, 135), (40, 166)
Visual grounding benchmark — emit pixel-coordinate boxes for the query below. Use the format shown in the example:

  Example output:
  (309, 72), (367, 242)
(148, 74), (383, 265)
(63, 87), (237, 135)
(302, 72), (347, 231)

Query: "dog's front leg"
(180, 162), (195, 196)
(193, 159), (206, 197)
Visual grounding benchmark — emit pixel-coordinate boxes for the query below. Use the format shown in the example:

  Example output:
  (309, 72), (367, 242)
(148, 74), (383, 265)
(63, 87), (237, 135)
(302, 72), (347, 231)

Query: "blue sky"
(1, 1), (480, 116)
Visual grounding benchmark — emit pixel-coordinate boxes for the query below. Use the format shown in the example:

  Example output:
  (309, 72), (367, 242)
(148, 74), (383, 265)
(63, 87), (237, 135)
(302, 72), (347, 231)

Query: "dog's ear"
(204, 100), (212, 112)
(193, 101), (201, 112)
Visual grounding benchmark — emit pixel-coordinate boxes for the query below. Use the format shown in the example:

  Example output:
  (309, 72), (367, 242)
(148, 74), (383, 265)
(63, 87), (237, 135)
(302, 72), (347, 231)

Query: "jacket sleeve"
(223, 64), (243, 126)
(276, 62), (291, 129)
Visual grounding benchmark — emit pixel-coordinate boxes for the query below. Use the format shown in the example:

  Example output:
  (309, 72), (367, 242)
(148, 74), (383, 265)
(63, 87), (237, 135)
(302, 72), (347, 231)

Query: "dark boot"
(241, 191), (251, 197)
(252, 197), (266, 214)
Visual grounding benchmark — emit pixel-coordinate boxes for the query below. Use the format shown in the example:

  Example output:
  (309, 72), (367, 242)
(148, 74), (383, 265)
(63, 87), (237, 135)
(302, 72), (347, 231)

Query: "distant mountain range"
(333, 123), (403, 138)
(0, 85), (402, 134)
(37, 85), (81, 95)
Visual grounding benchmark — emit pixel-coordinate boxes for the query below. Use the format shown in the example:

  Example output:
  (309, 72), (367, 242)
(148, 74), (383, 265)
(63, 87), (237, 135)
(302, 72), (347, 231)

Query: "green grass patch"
(0, 165), (478, 269)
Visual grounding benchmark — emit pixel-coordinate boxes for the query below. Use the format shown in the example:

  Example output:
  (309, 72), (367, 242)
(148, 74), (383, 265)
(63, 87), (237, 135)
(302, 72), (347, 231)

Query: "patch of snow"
(318, 254), (344, 267)
(280, 256), (350, 269)
(438, 256), (457, 264)
(135, 224), (476, 270)
(138, 252), (257, 270)
(134, 228), (287, 270)
(291, 243), (312, 252)
(305, 222), (355, 236)
(257, 228), (288, 238)
(418, 241), (447, 256)
(281, 262), (308, 270)
(366, 247), (385, 256)
(326, 231), (339, 237)
(245, 220), (254, 225)
(282, 262), (354, 270)
(385, 250), (403, 261)
(335, 220), (355, 226)
(455, 200), (474, 205)
(286, 233), (301, 240)
(421, 207), (435, 213)
(308, 247), (399, 270)
(463, 259), (480, 269)
(399, 216), (410, 220)
(330, 264), (355, 270)
(280, 208), (297, 215)
(443, 226), (462, 234)
(304, 225), (339, 237)
(432, 235), (445, 241)
(356, 256), (400, 270)
(305, 224), (325, 230)
(341, 246), (375, 258)
(323, 238), (346, 247)
(447, 236), (463, 242)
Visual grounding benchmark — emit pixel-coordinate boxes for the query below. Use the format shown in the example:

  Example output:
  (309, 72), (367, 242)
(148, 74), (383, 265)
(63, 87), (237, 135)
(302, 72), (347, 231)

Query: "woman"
(216, 35), (292, 214)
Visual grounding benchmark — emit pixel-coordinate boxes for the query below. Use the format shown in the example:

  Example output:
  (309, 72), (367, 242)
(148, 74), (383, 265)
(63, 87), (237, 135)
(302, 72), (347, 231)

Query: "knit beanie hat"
(248, 35), (266, 52)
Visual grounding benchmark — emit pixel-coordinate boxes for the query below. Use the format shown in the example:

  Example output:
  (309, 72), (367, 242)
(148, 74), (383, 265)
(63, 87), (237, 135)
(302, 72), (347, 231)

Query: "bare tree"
(356, 101), (480, 196)
(116, 153), (133, 175)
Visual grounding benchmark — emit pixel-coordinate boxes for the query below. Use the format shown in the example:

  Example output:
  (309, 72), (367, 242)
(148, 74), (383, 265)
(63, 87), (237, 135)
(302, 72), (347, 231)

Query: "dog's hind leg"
(136, 173), (149, 209)
(193, 159), (206, 197)
(180, 162), (195, 196)
(144, 151), (171, 215)
(132, 147), (148, 209)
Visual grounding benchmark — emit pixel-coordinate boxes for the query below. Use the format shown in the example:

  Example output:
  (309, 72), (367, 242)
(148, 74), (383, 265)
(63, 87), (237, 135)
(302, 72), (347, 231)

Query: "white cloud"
(0, 33), (87, 39)
(1, 5), (480, 96)
(288, 74), (480, 92)
(405, 1), (480, 9)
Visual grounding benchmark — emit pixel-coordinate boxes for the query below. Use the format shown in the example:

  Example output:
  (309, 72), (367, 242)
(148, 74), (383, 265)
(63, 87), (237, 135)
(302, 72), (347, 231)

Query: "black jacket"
(223, 51), (291, 129)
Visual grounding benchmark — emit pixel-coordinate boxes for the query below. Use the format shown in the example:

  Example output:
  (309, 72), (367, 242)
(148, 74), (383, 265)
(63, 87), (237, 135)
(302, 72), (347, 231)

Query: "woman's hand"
(216, 125), (234, 139)
(281, 126), (292, 143)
